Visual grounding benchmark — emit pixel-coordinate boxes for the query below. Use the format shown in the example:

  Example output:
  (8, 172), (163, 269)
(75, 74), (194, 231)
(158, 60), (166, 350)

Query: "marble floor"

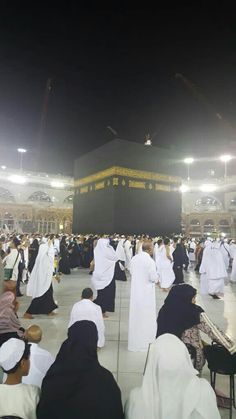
(15, 269), (236, 418)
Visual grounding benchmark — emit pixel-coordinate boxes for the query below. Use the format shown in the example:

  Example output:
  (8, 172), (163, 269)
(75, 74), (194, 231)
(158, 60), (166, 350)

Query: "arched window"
(64, 195), (74, 204)
(28, 191), (52, 203)
(0, 187), (15, 203)
(219, 219), (231, 234)
(219, 219), (229, 226)
(203, 219), (215, 234)
(189, 219), (201, 234)
(195, 196), (222, 212)
(190, 219), (200, 226)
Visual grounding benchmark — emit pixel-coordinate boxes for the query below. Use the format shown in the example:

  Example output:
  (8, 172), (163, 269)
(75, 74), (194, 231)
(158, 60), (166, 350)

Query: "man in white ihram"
(69, 287), (105, 348)
(124, 236), (133, 272)
(128, 241), (159, 352)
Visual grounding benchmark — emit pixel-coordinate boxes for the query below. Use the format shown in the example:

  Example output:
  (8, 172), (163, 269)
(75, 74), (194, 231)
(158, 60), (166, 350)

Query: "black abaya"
(28, 240), (39, 273)
(58, 243), (71, 274)
(68, 242), (80, 268)
(114, 261), (127, 281)
(26, 284), (58, 315)
(37, 321), (124, 419)
(94, 277), (116, 313)
(172, 244), (185, 285)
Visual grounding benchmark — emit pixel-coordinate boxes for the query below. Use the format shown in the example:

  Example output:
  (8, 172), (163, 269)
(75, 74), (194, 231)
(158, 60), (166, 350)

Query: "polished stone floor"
(15, 269), (236, 418)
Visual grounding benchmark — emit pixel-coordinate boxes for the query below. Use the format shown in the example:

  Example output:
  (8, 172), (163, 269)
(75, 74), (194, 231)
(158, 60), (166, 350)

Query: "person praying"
(0, 338), (40, 419)
(125, 334), (220, 419)
(0, 291), (24, 347)
(37, 320), (124, 419)
(156, 284), (236, 372)
(22, 325), (55, 387)
(69, 287), (105, 348)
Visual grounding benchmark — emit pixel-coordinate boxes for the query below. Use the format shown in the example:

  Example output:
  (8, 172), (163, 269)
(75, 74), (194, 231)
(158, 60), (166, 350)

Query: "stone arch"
(0, 187), (15, 203)
(194, 196), (222, 212)
(28, 191), (52, 203)
(203, 219), (215, 234)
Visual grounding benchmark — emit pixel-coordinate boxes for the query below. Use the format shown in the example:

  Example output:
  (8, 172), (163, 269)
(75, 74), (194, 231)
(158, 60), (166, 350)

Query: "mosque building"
(0, 167), (73, 234)
(1, 148), (236, 238)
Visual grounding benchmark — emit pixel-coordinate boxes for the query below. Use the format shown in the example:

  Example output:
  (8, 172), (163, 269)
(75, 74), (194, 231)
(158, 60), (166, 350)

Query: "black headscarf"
(156, 284), (204, 339)
(37, 320), (124, 419)
(28, 239), (39, 273)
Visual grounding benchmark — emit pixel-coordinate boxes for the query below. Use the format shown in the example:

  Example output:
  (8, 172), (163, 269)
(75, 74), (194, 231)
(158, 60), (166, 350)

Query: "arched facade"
(194, 196), (222, 212)
(0, 174), (74, 233)
(28, 191), (52, 203)
(182, 186), (236, 237)
(0, 187), (15, 203)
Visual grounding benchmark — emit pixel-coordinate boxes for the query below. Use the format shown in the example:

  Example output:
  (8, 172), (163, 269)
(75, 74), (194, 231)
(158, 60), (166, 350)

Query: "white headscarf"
(200, 240), (227, 280)
(125, 334), (220, 419)
(27, 241), (54, 298)
(91, 238), (118, 290)
(116, 239), (126, 262)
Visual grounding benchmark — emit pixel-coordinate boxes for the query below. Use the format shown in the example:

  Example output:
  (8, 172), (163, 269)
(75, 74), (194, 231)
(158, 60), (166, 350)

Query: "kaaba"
(73, 139), (182, 235)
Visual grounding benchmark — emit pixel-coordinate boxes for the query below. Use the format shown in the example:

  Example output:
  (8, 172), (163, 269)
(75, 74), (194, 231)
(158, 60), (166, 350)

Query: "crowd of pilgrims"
(0, 232), (236, 418)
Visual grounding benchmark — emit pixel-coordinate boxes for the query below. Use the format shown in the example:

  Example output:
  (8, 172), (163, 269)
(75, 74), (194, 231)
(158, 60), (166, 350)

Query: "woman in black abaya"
(37, 321), (124, 419)
(28, 239), (39, 273)
(156, 284), (235, 372)
(172, 243), (185, 284)
(58, 236), (71, 275)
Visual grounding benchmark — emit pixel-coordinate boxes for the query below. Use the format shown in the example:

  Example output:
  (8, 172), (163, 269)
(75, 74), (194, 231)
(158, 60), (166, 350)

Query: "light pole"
(219, 154), (232, 179)
(17, 148), (27, 171)
(184, 157), (194, 181)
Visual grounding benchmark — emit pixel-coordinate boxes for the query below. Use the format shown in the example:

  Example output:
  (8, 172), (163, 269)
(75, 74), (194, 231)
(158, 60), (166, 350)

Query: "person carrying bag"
(3, 238), (21, 295)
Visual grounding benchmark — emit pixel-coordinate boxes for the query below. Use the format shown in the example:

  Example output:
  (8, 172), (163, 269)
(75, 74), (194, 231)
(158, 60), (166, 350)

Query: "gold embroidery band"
(75, 166), (180, 187)
(80, 186), (88, 194)
(95, 181), (105, 190)
(155, 183), (171, 192)
(129, 180), (146, 189)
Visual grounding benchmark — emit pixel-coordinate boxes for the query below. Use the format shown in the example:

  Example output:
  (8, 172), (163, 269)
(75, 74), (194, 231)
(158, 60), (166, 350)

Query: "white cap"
(0, 338), (25, 371)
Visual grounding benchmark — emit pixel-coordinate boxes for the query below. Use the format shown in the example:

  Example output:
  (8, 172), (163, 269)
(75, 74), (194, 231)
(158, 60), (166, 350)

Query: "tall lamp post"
(219, 154), (232, 179)
(184, 157), (194, 181)
(17, 148), (27, 171)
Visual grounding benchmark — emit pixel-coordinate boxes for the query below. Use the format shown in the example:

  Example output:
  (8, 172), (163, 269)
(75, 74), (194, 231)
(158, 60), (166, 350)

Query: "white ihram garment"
(68, 299), (105, 348)
(125, 334), (220, 419)
(200, 242), (227, 295)
(155, 245), (175, 289)
(22, 343), (54, 388)
(3, 249), (20, 281)
(27, 242), (54, 299)
(116, 239), (126, 262)
(128, 252), (158, 352)
(91, 238), (118, 291)
(199, 242), (212, 295)
(230, 243), (236, 282)
(219, 242), (231, 270)
(124, 240), (133, 271)
(189, 241), (196, 262)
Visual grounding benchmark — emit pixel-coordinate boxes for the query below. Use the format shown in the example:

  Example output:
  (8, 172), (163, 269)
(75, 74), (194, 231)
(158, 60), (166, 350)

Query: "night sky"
(0, 4), (236, 176)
